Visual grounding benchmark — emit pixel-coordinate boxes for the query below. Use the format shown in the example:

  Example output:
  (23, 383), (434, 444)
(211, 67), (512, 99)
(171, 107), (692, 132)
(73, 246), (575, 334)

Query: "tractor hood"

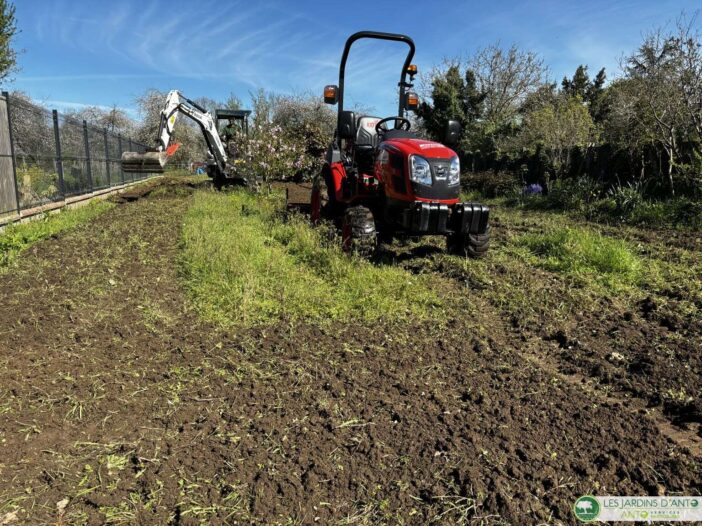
(384, 138), (457, 159)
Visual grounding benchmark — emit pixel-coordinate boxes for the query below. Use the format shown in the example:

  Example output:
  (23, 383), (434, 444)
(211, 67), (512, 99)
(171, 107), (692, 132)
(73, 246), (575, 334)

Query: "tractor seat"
(356, 116), (381, 148)
(354, 116), (381, 174)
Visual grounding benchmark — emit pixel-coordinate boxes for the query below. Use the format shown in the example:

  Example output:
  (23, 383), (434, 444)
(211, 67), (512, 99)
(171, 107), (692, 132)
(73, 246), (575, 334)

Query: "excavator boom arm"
(121, 90), (228, 174)
(156, 90), (228, 169)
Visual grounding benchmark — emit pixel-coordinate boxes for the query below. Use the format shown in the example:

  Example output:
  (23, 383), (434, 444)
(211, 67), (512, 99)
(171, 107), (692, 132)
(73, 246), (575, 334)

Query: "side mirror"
(444, 120), (462, 147)
(338, 111), (356, 140)
(405, 91), (419, 111)
(324, 85), (339, 105)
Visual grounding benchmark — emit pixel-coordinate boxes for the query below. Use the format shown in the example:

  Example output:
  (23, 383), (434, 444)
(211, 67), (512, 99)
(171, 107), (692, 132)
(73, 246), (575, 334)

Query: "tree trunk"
(666, 146), (675, 197)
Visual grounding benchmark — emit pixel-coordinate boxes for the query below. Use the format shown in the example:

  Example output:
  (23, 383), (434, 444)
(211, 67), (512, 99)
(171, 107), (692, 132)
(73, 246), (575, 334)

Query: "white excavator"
(121, 90), (251, 188)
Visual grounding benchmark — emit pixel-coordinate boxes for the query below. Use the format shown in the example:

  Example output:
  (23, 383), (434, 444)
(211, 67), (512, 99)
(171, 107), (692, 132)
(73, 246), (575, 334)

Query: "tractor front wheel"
(447, 226), (490, 258)
(341, 206), (377, 257)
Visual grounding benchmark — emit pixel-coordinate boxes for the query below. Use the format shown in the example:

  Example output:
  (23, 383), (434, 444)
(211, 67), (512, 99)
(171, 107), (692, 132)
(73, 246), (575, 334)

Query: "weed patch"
(520, 226), (642, 285)
(180, 189), (443, 326)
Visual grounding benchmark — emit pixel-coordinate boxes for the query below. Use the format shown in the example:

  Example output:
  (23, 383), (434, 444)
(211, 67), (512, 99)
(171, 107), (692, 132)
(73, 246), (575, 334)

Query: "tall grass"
(520, 227), (642, 286)
(180, 189), (443, 327)
(0, 201), (113, 267)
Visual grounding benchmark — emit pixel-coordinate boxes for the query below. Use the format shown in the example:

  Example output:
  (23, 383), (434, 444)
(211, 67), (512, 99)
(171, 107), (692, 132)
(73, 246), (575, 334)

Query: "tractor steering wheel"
(375, 117), (411, 134)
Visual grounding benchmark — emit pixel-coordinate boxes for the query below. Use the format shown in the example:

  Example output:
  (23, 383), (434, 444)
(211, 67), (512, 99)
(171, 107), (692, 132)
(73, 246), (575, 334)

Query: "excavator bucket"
(121, 151), (168, 174)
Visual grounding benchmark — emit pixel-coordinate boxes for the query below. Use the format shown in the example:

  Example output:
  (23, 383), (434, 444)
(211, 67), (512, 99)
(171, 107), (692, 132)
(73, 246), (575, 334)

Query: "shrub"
(271, 95), (334, 179)
(462, 170), (520, 198)
(608, 181), (645, 216)
(545, 177), (602, 212)
(17, 164), (60, 205)
(242, 123), (314, 181)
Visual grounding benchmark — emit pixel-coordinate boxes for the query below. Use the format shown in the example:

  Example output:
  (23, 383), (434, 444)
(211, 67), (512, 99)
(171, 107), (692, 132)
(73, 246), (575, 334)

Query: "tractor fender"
(324, 162), (346, 203)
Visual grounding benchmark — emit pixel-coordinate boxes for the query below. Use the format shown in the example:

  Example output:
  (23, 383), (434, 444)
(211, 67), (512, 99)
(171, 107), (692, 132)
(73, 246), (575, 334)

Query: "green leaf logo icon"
(574, 496), (601, 522)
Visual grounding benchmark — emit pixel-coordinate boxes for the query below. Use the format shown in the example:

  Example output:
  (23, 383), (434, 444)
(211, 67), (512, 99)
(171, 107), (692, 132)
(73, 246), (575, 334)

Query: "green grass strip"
(520, 226), (642, 285)
(0, 201), (113, 267)
(180, 189), (443, 327)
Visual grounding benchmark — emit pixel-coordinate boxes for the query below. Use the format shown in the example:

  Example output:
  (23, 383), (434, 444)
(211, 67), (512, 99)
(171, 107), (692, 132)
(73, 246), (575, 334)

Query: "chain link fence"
(0, 92), (157, 217)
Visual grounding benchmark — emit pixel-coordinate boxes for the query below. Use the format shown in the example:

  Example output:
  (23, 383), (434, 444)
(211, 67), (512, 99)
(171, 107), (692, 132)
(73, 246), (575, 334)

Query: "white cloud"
(25, 0), (409, 114)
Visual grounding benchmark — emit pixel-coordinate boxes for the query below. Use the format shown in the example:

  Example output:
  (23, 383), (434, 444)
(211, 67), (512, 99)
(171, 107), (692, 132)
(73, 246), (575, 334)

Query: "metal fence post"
(82, 120), (93, 191)
(3, 91), (22, 213)
(104, 128), (111, 187)
(117, 134), (125, 184)
(52, 110), (65, 197)
(127, 139), (134, 181)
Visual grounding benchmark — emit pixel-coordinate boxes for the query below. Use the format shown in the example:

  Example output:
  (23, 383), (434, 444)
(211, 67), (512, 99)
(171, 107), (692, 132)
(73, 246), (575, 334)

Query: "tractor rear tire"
(341, 206), (377, 258)
(448, 226), (490, 258)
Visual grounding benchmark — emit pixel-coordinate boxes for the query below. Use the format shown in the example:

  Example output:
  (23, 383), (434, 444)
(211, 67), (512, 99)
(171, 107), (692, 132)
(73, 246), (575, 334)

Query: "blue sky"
(6, 0), (700, 119)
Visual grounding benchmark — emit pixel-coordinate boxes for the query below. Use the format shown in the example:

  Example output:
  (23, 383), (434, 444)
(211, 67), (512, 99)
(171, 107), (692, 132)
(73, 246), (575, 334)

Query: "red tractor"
(312, 31), (489, 257)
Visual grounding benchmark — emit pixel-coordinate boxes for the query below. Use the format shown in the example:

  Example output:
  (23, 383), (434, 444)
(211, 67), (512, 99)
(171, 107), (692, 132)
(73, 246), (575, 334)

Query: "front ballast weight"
(398, 202), (490, 236)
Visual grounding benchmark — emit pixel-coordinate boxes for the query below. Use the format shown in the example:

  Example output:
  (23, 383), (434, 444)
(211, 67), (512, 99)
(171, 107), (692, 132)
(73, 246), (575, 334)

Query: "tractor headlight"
(409, 155), (432, 186)
(448, 156), (460, 186)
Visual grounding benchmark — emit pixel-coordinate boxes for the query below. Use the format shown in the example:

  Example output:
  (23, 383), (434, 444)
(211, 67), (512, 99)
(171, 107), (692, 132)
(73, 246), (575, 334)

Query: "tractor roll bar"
(338, 30), (416, 120)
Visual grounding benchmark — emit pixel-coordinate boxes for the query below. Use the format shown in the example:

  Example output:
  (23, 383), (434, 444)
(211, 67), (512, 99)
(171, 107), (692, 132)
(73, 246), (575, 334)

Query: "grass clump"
(520, 226), (642, 285)
(181, 189), (443, 327)
(0, 201), (113, 267)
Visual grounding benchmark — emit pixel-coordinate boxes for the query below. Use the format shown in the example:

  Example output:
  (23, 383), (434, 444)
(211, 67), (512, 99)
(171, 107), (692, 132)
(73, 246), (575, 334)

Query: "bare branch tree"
(468, 43), (549, 131)
(623, 28), (688, 194)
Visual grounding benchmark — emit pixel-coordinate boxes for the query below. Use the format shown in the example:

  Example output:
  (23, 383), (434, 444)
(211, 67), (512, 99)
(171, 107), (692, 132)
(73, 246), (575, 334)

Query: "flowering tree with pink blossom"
(239, 91), (335, 181)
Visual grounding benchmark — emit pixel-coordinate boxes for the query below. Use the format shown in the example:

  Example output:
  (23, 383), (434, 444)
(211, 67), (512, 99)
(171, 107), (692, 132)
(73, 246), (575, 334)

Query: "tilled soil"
(0, 179), (700, 525)
(485, 213), (702, 450)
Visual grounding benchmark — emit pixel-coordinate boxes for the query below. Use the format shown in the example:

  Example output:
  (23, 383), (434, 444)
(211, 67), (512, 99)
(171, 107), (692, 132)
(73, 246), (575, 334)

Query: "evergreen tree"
(562, 65), (591, 99)
(563, 65), (608, 122)
(417, 64), (483, 141)
(587, 67), (607, 122)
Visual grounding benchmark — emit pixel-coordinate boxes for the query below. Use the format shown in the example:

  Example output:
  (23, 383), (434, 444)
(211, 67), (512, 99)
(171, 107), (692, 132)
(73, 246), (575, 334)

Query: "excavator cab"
(215, 109), (250, 138)
(215, 109), (251, 160)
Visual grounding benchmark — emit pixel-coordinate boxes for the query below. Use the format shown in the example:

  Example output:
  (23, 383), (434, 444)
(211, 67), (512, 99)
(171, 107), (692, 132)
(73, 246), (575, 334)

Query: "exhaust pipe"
(121, 151), (167, 174)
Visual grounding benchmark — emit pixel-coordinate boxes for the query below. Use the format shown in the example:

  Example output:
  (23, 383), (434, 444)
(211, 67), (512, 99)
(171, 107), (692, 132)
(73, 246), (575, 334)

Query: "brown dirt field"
(0, 179), (699, 525)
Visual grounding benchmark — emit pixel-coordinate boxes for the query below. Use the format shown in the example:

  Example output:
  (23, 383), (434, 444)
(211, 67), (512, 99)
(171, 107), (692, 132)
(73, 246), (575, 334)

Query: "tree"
(417, 46), (548, 170)
(624, 29), (688, 194)
(65, 105), (135, 136)
(671, 15), (702, 148)
(7, 92), (53, 160)
(562, 65), (608, 122)
(0, 0), (17, 82)
(192, 96), (221, 116)
(225, 93), (242, 110)
(271, 92), (335, 165)
(562, 65), (591, 99)
(416, 62), (484, 144)
(588, 67), (608, 123)
(602, 78), (654, 182)
(515, 94), (596, 186)
(469, 43), (548, 134)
